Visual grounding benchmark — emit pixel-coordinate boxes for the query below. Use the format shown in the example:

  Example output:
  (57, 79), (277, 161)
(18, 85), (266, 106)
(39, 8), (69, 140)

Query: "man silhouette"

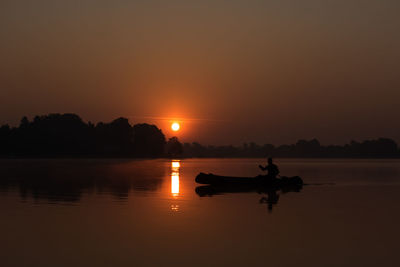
(259, 158), (280, 178)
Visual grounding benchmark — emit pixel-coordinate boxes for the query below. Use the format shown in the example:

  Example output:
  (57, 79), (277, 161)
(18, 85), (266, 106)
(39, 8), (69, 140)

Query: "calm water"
(1, 158), (400, 267)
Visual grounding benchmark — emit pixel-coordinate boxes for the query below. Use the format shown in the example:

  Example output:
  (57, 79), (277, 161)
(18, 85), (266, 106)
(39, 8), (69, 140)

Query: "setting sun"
(171, 122), (180, 132)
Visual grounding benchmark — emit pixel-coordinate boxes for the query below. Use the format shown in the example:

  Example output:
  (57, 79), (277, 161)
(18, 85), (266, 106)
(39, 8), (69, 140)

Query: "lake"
(1, 158), (400, 267)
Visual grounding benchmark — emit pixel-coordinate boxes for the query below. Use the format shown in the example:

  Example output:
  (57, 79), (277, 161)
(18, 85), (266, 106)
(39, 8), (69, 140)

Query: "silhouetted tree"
(133, 123), (166, 157)
(180, 138), (400, 158)
(295, 139), (321, 157)
(166, 137), (183, 157)
(0, 124), (11, 155)
(357, 138), (398, 158)
(15, 113), (91, 156)
(95, 117), (134, 156)
(0, 113), (398, 158)
(0, 114), (169, 158)
(19, 116), (29, 129)
(262, 144), (275, 157)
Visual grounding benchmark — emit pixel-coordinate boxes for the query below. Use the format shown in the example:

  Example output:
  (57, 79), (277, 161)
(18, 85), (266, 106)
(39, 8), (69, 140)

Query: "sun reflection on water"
(171, 173), (179, 196)
(171, 204), (179, 211)
(170, 160), (181, 211)
(172, 161), (180, 168)
(171, 160), (180, 197)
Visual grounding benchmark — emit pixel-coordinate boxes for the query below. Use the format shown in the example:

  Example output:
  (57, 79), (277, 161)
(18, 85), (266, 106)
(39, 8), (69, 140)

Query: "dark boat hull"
(195, 172), (303, 188)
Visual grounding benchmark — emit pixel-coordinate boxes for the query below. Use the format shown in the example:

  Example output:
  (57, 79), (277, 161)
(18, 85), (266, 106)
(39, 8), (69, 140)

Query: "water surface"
(1, 158), (400, 267)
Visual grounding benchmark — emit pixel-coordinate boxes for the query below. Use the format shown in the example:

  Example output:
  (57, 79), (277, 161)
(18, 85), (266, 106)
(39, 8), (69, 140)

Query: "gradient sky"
(1, 0), (399, 145)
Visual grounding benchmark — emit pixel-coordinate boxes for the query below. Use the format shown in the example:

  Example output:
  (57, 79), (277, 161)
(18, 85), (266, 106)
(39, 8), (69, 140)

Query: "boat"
(195, 172), (303, 189)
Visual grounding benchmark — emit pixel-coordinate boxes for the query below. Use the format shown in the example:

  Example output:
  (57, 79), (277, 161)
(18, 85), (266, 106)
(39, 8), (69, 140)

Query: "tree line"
(0, 113), (398, 158)
(0, 113), (168, 157)
(181, 138), (400, 158)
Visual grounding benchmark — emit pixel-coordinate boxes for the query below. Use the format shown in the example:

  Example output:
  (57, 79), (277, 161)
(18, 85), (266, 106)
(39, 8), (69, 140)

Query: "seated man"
(259, 158), (280, 178)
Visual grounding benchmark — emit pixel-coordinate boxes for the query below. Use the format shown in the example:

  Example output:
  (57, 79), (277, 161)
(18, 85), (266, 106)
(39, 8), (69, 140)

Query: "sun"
(171, 122), (180, 132)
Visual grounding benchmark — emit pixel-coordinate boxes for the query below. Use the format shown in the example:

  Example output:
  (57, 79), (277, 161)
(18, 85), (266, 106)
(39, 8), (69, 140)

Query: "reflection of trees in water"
(0, 160), (166, 203)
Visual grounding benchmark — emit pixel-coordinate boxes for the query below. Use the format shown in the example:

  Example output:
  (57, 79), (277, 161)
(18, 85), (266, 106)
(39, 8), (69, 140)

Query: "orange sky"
(0, 0), (399, 145)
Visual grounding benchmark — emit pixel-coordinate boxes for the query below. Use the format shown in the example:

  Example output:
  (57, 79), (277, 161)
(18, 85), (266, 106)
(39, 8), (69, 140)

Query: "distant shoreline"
(1, 156), (400, 160)
(1, 113), (399, 159)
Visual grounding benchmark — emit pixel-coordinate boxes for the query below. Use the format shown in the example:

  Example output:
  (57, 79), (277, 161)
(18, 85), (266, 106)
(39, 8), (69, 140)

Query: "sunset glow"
(171, 122), (180, 132)
(2, 1), (400, 265)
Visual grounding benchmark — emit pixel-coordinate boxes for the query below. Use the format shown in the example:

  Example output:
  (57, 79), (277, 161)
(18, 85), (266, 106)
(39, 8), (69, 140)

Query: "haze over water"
(1, 158), (400, 267)
(1, 0), (400, 144)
